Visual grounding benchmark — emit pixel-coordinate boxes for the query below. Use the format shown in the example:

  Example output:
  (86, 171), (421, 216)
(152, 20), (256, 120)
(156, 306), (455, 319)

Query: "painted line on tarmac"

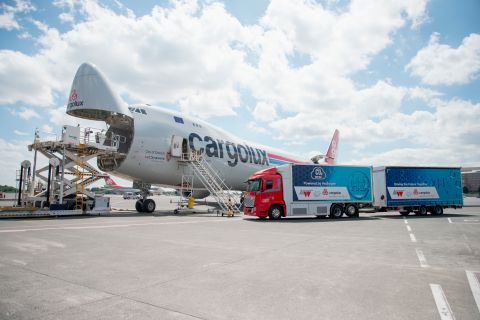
(415, 248), (429, 268)
(430, 284), (456, 320)
(448, 218), (453, 224)
(466, 270), (480, 314)
(406, 225), (412, 232)
(0, 218), (241, 233)
(409, 233), (417, 242)
(0, 218), (184, 230)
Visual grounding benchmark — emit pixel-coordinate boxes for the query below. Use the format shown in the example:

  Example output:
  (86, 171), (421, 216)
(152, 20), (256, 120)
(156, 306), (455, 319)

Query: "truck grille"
(244, 196), (254, 208)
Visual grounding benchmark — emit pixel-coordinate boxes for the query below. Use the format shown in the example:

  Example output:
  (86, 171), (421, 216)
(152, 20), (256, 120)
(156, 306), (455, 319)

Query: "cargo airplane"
(66, 63), (339, 213)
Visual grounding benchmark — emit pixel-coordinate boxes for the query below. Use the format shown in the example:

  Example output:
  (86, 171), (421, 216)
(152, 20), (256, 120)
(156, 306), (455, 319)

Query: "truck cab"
(243, 167), (285, 219)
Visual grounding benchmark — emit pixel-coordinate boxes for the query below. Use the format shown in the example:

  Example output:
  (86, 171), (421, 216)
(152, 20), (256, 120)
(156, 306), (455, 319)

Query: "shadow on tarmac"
(243, 216), (380, 223)
(374, 213), (476, 219)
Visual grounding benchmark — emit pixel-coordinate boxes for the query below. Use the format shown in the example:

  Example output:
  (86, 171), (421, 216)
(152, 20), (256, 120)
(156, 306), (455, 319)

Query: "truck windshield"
(246, 179), (261, 192)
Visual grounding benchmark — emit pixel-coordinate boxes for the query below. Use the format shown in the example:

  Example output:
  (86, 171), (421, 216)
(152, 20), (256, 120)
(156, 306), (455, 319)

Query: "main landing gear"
(134, 181), (155, 213)
(135, 198), (156, 213)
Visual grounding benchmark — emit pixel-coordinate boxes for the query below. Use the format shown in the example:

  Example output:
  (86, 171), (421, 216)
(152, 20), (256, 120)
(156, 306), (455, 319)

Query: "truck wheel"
(432, 205), (443, 215)
(344, 204), (358, 218)
(268, 205), (283, 220)
(330, 204), (343, 219)
(135, 200), (144, 213)
(416, 206), (427, 216)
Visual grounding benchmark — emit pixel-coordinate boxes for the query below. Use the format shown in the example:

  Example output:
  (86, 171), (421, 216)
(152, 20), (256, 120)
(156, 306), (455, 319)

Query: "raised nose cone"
(66, 62), (131, 121)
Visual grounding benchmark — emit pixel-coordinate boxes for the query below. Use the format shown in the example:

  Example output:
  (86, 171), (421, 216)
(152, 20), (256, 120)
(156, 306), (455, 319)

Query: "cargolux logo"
(311, 167), (326, 180)
(303, 190), (312, 197)
(395, 190), (404, 197)
(69, 89), (78, 102)
(67, 89), (84, 109)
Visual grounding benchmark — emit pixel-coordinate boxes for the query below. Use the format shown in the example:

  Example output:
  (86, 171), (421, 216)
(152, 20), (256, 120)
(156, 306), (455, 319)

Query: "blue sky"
(0, 0), (479, 186)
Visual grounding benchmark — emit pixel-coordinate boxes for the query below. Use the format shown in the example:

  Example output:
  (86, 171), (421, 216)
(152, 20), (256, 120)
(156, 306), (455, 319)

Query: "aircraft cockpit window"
(128, 107), (147, 115)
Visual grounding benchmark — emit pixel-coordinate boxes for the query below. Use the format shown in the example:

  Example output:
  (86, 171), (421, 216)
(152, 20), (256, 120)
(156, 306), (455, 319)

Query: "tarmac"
(0, 195), (479, 319)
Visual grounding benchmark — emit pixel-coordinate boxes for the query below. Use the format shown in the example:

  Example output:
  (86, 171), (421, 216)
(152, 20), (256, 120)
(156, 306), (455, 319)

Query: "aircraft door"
(170, 135), (184, 158)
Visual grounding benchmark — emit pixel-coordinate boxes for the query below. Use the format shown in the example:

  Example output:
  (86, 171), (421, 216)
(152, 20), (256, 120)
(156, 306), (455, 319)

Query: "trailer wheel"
(432, 205), (443, 215)
(268, 205), (283, 220)
(344, 204), (358, 218)
(135, 200), (144, 213)
(416, 206), (428, 216)
(330, 204), (343, 219)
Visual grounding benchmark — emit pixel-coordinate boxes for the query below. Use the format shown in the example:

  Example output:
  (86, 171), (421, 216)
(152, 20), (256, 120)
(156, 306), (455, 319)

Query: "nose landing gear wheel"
(143, 199), (156, 213)
(135, 200), (144, 213)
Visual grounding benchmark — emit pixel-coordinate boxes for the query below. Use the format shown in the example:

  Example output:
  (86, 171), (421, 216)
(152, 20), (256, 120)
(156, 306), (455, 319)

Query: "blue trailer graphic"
(291, 165), (373, 202)
(373, 167), (463, 214)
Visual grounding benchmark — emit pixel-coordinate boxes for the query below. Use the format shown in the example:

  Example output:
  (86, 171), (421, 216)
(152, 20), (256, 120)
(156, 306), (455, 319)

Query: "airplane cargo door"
(170, 135), (184, 158)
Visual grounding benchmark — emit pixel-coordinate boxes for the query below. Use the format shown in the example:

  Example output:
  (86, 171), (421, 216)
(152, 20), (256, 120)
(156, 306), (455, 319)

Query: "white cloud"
(349, 145), (480, 168)
(41, 124), (54, 134)
(0, 138), (33, 186)
(0, 51), (58, 105)
(10, 107), (41, 120)
(0, 0), (478, 172)
(0, 0), (35, 30)
(246, 122), (269, 135)
(406, 33), (480, 85)
(14, 129), (28, 136)
(0, 0), (254, 119)
(252, 101), (277, 121)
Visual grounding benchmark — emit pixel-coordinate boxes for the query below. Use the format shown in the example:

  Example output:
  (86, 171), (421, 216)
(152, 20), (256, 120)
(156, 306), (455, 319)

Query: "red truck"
(243, 164), (373, 219)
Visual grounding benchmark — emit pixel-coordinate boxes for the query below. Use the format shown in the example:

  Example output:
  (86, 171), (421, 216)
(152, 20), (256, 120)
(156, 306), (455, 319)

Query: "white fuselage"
(112, 105), (304, 190)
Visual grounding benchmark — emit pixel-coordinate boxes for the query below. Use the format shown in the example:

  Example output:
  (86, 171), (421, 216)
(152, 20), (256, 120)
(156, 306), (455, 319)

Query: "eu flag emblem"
(174, 116), (184, 124)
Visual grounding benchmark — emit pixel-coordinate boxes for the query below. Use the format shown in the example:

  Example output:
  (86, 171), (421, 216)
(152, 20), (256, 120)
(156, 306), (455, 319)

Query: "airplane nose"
(66, 62), (132, 123)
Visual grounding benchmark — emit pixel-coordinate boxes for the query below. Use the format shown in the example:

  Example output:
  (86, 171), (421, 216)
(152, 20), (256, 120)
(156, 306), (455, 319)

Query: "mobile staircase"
(180, 152), (242, 216)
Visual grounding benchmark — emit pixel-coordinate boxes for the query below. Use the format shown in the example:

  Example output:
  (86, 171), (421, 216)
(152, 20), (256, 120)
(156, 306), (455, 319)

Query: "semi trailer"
(243, 164), (373, 219)
(372, 166), (463, 215)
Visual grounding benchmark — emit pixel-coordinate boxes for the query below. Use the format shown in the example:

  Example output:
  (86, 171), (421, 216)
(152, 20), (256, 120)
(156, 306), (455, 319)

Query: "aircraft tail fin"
(324, 129), (339, 164)
(104, 176), (121, 188)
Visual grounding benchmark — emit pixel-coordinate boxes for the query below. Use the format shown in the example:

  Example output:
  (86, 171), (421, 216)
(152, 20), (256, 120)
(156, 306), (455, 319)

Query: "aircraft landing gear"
(135, 199), (156, 213)
(143, 199), (156, 213)
(134, 180), (155, 213)
(135, 199), (144, 213)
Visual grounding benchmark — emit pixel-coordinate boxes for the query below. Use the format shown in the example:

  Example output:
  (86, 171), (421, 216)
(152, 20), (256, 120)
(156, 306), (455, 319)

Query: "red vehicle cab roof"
(248, 167), (279, 180)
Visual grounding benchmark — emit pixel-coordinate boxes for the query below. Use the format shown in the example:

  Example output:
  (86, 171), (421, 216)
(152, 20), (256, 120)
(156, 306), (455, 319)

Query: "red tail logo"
(303, 190), (311, 197)
(104, 176), (121, 188)
(395, 191), (404, 197)
(325, 129), (339, 164)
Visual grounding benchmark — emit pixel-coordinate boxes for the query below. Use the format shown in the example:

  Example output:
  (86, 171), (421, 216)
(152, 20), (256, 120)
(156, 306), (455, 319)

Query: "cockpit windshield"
(246, 179), (261, 192)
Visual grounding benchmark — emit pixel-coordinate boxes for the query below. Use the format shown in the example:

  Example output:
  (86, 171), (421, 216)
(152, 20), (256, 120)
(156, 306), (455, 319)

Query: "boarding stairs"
(180, 152), (241, 216)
